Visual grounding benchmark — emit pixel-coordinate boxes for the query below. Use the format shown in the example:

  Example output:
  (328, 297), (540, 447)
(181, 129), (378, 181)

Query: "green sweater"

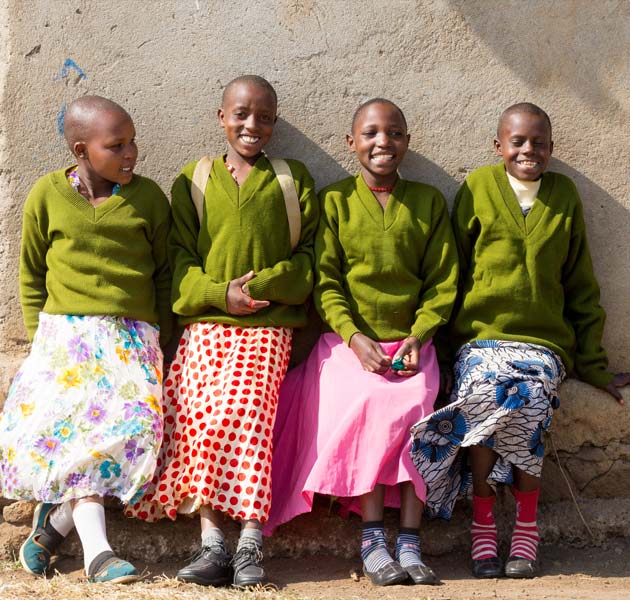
(450, 163), (612, 388)
(314, 174), (459, 344)
(169, 155), (318, 328)
(20, 167), (173, 345)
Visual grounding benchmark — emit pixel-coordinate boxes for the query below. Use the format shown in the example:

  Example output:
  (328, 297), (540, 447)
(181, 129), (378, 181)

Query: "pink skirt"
(264, 333), (438, 534)
(126, 322), (292, 523)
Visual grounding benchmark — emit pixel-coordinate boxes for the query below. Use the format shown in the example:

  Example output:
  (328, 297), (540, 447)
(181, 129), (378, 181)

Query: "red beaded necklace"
(368, 186), (394, 193)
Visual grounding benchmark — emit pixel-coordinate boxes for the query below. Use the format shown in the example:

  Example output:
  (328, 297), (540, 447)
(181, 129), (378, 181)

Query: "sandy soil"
(1, 541), (629, 599)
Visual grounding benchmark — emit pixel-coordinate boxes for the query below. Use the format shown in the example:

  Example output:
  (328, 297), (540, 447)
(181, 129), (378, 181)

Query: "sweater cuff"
(339, 322), (361, 346)
(410, 325), (431, 345)
(579, 368), (614, 389)
(246, 273), (272, 301)
(204, 281), (229, 314)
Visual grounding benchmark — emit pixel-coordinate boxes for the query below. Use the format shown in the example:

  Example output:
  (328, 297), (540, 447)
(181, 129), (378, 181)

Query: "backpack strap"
(190, 156), (301, 250)
(190, 156), (213, 223)
(269, 158), (301, 250)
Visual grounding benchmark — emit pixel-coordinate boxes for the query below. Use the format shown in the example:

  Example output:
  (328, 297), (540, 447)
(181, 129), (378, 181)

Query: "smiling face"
(74, 110), (138, 187)
(218, 81), (277, 164)
(494, 111), (553, 181)
(347, 101), (410, 188)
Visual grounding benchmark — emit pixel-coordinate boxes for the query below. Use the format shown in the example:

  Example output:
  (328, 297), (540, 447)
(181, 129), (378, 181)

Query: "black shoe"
(176, 543), (232, 587)
(403, 562), (439, 585)
(472, 556), (503, 578)
(363, 561), (409, 586)
(505, 556), (537, 578)
(232, 540), (267, 587)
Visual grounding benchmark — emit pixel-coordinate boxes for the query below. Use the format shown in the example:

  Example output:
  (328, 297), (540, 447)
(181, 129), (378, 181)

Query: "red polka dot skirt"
(126, 322), (292, 523)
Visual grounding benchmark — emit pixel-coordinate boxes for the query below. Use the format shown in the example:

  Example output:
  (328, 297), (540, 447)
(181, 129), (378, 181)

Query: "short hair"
(63, 95), (131, 149)
(351, 97), (407, 131)
(221, 75), (277, 107)
(497, 102), (552, 137)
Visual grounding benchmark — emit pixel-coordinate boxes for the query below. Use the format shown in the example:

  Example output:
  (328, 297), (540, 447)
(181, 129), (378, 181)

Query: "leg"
(359, 485), (407, 586)
(505, 467), (541, 578)
(176, 505), (232, 587)
(469, 445), (502, 578)
(395, 482), (438, 585)
(233, 518), (266, 587)
(72, 496), (138, 584)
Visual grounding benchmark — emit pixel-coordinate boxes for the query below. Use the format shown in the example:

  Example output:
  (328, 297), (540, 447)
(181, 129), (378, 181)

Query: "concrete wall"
(1, 0), (629, 553)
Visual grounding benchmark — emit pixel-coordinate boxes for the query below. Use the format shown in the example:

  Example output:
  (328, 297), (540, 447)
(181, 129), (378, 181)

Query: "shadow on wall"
(448, 1), (629, 116)
(268, 118), (461, 202)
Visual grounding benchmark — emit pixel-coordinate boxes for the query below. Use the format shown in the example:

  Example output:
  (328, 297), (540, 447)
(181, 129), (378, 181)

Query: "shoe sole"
(89, 573), (141, 584)
(19, 503), (45, 575)
(176, 574), (233, 587)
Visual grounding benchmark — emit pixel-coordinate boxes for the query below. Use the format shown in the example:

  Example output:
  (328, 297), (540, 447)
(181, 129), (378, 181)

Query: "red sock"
(510, 487), (540, 561)
(471, 495), (497, 560)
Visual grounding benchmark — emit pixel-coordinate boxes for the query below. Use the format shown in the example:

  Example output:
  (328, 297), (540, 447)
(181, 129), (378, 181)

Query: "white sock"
(72, 501), (113, 573)
(49, 502), (75, 537)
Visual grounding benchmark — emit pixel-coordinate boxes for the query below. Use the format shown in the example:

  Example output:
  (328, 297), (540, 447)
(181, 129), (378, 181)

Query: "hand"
(602, 372), (630, 405)
(391, 336), (421, 377)
(226, 271), (270, 315)
(349, 332), (391, 374)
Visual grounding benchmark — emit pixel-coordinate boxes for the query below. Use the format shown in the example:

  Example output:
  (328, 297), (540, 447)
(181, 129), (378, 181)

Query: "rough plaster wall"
(0, 0), (629, 554)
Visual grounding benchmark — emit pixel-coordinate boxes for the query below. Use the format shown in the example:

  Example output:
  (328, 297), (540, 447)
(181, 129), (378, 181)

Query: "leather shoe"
(176, 543), (232, 586)
(232, 540), (267, 587)
(363, 561), (409, 586)
(404, 563), (439, 585)
(472, 556), (502, 578)
(505, 556), (537, 578)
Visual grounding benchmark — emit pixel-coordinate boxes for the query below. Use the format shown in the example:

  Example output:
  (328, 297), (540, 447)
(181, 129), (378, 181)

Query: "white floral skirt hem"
(0, 313), (164, 505)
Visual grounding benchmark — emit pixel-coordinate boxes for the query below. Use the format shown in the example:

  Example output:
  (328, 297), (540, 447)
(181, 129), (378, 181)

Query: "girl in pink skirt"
(126, 75), (318, 588)
(266, 99), (459, 587)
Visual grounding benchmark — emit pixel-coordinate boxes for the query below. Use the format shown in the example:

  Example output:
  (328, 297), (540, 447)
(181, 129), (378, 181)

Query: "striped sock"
(510, 488), (540, 561)
(395, 528), (425, 568)
(471, 495), (497, 560)
(361, 521), (394, 574)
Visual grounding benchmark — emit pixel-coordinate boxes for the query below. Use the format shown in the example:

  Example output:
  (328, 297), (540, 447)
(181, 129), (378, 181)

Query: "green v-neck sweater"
(314, 174), (459, 344)
(19, 167), (173, 345)
(169, 155), (318, 328)
(450, 163), (612, 388)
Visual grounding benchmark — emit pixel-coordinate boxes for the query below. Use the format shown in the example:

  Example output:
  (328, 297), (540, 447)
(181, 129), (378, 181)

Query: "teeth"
(372, 154), (394, 163)
(122, 168), (132, 172)
(241, 135), (260, 144)
(519, 161), (538, 167)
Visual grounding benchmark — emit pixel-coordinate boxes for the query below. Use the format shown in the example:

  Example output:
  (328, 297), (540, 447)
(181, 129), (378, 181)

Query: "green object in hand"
(391, 357), (405, 371)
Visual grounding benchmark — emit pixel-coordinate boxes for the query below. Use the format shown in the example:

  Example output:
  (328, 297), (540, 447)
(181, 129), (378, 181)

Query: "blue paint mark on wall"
(57, 58), (87, 81)
(57, 104), (67, 136)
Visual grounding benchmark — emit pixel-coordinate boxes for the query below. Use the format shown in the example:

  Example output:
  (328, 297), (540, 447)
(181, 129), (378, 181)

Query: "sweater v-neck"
(492, 164), (553, 236)
(355, 173), (405, 230)
(52, 167), (134, 222)
(213, 154), (270, 208)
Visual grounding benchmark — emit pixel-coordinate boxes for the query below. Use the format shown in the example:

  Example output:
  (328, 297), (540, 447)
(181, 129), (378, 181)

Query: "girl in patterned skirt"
(0, 96), (172, 583)
(266, 99), (459, 587)
(411, 103), (630, 579)
(126, 75), (318, 588)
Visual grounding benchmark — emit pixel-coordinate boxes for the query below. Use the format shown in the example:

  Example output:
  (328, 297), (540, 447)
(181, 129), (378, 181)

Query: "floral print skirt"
(0, 313), (163, 504)
(410, 340), (565, 519)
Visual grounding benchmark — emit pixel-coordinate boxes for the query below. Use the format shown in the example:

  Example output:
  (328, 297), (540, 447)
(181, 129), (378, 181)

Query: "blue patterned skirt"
(410, 340), (565, 519)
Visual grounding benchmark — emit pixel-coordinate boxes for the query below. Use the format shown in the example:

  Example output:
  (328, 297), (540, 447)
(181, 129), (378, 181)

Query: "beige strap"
(190, 156), (213, 223)
(190, 156), (301, 250)
(269, 158), (301, 250)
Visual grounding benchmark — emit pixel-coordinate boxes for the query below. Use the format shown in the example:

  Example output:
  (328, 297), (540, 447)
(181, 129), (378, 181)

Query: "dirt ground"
(1, 541), (629, 600)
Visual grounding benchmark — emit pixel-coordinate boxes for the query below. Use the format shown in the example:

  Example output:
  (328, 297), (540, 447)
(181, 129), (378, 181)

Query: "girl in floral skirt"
(0, 96), (172, 583)
(126, 75), (318, 588)
(411, 103), (630, 579)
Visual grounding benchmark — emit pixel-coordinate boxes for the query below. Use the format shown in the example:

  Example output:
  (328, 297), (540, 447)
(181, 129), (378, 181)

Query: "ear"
(346, 133), (356, 152)
(493, 137), (502, 156)
(549, 140), (554, 156)
(406, 133), (411, 145)
(217, 107), (225, 127)
(73, 141), (87, 159)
